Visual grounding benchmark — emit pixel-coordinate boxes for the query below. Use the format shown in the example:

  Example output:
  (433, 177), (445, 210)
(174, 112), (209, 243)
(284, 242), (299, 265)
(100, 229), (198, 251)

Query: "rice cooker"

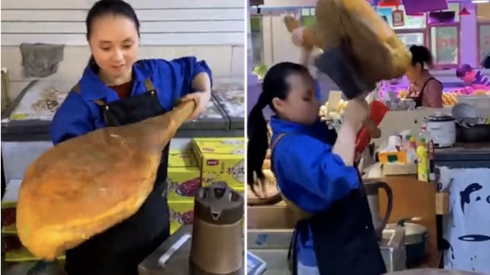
(424, 114), (456, 148)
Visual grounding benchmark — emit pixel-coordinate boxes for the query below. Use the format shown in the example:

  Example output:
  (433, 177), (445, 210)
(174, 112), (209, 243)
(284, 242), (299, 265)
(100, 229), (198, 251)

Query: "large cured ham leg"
(17, 100), (196, 260)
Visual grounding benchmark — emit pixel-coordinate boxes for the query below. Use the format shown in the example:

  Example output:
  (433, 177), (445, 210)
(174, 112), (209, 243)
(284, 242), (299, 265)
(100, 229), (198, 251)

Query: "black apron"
(271, 133), (386, 275)
(65, 78), (171, 275)
(407, 77), (439, 108)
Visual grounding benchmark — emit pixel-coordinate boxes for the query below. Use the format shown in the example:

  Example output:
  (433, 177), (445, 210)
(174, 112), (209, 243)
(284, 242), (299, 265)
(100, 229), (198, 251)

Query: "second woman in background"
(405, 45), (443, 108)
(247, 62), (386, 275)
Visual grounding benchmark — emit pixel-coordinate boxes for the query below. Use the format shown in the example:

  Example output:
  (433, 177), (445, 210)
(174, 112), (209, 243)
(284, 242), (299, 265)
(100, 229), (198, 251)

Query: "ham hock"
(16, 100), (196, 260)
(284, 0), (412, 83)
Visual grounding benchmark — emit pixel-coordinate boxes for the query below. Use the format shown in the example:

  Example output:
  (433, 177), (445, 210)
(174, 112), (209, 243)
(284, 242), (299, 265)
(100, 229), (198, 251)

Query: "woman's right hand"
(343, 98), (369, 128)
(291, 27), (305, 47)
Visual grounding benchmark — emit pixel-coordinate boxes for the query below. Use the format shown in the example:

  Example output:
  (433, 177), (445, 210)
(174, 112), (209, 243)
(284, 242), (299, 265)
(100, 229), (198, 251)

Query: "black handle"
(375, 181), (393, 231)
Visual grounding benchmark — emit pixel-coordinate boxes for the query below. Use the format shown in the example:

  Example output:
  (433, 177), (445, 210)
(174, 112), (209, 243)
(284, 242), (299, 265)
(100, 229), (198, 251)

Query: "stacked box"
(167, 150), (201, 201)
(191, 138), (245, 188)
(1, 180), (65, 263)
(167, 149), (200, 234)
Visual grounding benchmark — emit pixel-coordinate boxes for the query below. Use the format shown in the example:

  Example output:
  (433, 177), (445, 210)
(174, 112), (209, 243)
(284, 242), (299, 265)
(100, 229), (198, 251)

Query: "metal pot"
(455, 118), (490, 143)
(425, 114), (456, 148)
(392, 218), (429, 268)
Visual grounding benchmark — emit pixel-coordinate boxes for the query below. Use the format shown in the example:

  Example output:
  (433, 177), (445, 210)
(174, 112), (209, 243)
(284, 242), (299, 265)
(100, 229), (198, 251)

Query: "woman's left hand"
(182, 91), (211, 119)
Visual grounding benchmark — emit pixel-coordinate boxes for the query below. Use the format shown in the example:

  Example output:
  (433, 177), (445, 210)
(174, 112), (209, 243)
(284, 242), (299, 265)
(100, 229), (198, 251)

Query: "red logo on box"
(207, 160), (219, 166)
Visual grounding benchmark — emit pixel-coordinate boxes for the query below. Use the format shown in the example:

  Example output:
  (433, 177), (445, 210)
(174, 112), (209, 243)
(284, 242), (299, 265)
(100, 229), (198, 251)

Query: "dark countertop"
(434, 143), (490, 163)
(138, 225), (244, 275)
(1, 81), (243, 142)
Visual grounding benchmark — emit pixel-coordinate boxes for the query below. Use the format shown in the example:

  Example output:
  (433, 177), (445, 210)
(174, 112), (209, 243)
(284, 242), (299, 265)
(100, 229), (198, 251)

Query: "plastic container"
(416, 140), (429, 182)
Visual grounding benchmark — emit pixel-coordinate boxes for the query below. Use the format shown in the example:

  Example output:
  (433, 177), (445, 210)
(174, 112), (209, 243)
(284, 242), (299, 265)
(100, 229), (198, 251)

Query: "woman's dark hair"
(409, 45), (434, 70)
(247, 62), (311, 195)
(86, 0), (141, 66)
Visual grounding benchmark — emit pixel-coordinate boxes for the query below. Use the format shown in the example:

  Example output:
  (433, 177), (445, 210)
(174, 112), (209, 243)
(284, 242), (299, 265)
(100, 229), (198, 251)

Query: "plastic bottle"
(406, 137), (417, 163)
(419, 124), (429, 144)
(404, 134), (412, 151)
(419, 124), (435, 157)
(416, 138), (429, 182)
(420, 123), (435, 181)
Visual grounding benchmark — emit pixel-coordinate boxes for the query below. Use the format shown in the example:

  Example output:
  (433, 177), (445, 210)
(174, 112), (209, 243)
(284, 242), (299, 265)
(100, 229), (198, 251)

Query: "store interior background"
(1, 0), (245, 101)
(248, 0), (490, 108)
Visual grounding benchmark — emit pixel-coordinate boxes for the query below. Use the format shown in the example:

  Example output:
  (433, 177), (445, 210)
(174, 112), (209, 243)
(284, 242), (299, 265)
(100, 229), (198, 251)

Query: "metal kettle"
(364, 180), (393, 239)
(190, 182), (244, 275)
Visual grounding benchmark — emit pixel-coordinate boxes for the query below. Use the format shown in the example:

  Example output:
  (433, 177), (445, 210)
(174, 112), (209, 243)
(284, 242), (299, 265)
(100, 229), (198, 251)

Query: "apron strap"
(72, 83), (81, 93)
(143, 78), (156, 93)
(93, 99), (106, 106)
(270, 133), (289, 153)
(92, 77), (155, 106)
(269, 132), (298, 275)
(288, 229), (299, 275)
(72, 82), (106, 107)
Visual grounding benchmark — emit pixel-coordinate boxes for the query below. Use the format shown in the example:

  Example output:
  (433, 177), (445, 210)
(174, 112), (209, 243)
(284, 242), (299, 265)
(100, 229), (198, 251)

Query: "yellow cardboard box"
(167, 150), (201, 201)
(192, 138), (245, 187)
(168, 150), (198, 167)
(167, 167), (201, 201)
(168, 201), (194, 235)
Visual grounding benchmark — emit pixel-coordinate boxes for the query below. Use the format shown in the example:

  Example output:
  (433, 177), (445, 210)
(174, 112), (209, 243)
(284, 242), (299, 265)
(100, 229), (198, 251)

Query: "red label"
(207, 159), (219, 166)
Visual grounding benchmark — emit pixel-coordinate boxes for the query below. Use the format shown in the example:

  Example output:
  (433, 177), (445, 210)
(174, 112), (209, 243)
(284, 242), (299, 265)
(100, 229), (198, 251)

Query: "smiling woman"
(44, 1), (213, 274)
(2, 0), (247, 273)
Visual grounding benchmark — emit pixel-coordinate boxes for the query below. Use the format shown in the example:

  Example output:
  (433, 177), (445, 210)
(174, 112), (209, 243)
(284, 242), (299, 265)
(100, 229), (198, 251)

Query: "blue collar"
(269, 116), (324, 136)
(77, 61), (152, 102)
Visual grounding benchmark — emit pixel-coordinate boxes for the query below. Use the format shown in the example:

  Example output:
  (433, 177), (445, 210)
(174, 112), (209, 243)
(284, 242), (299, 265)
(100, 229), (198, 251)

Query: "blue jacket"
(50, 57), (212, 145)
(269, 117), (360, 267)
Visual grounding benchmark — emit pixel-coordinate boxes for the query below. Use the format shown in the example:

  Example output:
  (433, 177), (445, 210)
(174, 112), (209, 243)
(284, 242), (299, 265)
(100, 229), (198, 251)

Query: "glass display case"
(250, 15), (263, 68)
(430, 25), (460, 67)
(477, 3), (490, 66)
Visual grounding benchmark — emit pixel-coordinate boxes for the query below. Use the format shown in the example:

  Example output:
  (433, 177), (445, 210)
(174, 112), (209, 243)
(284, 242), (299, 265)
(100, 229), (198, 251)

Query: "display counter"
(213, 82), (245, 130)
(1, 79), (244, 186)
(138, 225), (244, 275)
(1, 80), (244, 141)
(247, 203), (406, 274)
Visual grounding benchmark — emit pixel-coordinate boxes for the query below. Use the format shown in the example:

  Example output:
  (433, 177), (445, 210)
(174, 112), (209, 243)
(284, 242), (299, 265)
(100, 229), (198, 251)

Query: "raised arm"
(154, 57), (213, 98)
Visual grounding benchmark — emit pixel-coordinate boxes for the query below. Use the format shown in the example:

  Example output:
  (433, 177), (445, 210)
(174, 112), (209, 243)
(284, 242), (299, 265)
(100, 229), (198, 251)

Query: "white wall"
(1, 0), (245, 99)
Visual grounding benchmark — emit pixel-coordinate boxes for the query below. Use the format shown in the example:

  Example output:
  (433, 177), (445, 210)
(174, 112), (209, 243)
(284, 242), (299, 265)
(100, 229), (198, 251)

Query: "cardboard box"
(167, 150), (201, 201)
(192, 138), (245, 187)
(167, 167), (201, 201)
(168, 201), (194, 235)
(435, 192), (449, 215)
(247, 203), (296, 229)
(168, 150), (197, 167)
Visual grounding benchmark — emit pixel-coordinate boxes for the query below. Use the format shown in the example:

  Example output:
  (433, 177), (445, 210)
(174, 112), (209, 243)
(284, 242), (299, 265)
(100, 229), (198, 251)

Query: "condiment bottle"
(416, 138), (429, 182)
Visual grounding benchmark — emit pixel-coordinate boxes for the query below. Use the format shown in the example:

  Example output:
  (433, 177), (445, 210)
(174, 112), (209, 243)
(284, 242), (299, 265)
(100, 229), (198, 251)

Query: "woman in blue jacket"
(247, 62), (386, 275)
(50, 1), (212, 274)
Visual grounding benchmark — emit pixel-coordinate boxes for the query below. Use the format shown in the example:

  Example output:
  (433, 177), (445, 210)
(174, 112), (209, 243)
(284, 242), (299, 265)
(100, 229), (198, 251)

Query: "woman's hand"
(291, 27), (305, 47)
(182, 91), (211, 120)
(343, 98), (369, 129)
